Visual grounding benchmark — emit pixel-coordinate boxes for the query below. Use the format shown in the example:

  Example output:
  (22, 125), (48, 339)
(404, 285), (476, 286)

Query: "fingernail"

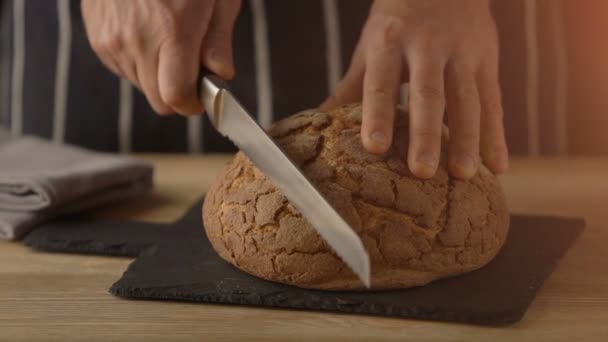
(416, 152), (437, 169)
(369, 131), (390, 148)
(456, 154), (476, 174)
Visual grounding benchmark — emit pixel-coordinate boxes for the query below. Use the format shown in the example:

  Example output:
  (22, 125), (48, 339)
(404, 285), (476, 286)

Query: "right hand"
(81, 0), (242, 115)
(321, 0), (508, 180)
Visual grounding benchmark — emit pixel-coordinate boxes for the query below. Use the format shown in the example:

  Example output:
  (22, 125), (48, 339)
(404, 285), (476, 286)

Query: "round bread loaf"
(202, 103), (509, 290)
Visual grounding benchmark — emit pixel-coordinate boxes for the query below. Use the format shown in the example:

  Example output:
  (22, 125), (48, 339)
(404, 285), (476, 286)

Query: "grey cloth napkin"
(0, 129), (153, 240)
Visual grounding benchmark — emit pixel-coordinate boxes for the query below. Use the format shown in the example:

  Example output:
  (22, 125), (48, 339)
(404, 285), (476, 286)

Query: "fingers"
(156, 0), (216, 115)
(136, 48), (172, 114)
(114, 56), (139, 90)
(96, 51), (124, 78)
(157, 2), (216, 115)
(201, 0), (242, 80)
(360, 40), (402, 154)
(445, 60), (481, 179)
(88, 29), (142, 94)
(84, 0), (226, 115)
(157, 36), (204, 115)
(478, 62), (509, 173)
(117, 19), (171, 114)
(407, 53), (446, 179)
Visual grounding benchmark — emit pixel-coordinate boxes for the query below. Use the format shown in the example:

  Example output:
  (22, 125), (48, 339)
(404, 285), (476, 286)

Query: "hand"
(321, 0), (508, 179)
(82, 0), (241, 115)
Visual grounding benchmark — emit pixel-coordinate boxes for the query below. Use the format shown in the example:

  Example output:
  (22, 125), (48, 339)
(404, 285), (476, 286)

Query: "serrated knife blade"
(199, 75), (370, 287)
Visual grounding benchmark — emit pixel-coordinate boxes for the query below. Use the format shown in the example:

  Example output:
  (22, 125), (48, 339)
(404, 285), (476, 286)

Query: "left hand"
(321, 0), (508, 180)
(82, 0), (241, 115)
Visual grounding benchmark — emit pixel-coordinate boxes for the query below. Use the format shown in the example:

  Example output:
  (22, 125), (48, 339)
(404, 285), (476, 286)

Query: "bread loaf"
(202, 103), (509, 290)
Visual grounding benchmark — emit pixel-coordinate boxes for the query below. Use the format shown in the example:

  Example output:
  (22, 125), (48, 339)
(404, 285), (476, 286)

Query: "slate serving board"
(24, 198), (585, 326)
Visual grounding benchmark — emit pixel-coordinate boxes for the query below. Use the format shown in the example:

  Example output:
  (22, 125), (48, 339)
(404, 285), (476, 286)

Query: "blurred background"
(0, 0), (606, 156)
(494, 0), (608, 156)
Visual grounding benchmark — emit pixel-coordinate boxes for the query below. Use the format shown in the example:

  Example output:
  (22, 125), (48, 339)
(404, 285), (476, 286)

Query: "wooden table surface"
(1, 155), (607, 341)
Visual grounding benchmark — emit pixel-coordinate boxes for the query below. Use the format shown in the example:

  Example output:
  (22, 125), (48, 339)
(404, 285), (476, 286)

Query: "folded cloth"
(0, 128), (153, 240)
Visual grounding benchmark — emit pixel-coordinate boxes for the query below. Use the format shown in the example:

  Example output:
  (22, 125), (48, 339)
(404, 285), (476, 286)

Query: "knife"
(199, 74), (371, 288)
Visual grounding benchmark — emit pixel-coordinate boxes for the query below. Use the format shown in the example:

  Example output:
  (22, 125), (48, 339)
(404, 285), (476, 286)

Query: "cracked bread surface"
(202, 103), (510, 290)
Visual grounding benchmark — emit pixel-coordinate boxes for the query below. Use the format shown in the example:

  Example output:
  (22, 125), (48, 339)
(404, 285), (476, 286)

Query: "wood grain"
(1, 155), (607, 341)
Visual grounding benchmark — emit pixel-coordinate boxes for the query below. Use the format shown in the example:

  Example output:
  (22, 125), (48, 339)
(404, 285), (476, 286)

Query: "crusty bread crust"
(203, 103), (509, 290)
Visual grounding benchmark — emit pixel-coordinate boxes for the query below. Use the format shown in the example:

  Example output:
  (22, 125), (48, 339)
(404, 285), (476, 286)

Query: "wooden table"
(1, 155), (607, 341)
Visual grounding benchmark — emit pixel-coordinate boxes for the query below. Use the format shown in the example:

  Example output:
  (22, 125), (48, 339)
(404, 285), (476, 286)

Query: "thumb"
(201, 0), (241, 79)
(157, 1), (216, 115)
(158, 36), (204, 115)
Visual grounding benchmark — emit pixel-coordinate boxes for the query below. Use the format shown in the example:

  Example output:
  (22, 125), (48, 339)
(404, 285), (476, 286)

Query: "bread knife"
(199, 74), (371, 288)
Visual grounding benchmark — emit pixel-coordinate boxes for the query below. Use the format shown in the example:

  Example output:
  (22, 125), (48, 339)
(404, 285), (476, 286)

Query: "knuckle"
(483, 97), (504, 120)
(157, 4), (195, 38)
(96, 34), (122, 52)
(485, 106), (504, 121)
(452, 92), (480, 114)
(453, 129), (480, 145)
(411, 83), (444, 102)
(412, 127), (441, 141)
(414, 38), (442, 56)
(157, 13), (181, 39)
(454, 82), (478, 101)
(168, 1), (192, 17)
(366, 85), (392, 98)
(121, 27), (144, 49)
(375, 16), (404, 46)
(448, 60), (476, 82)
(451, 57), (477, 73)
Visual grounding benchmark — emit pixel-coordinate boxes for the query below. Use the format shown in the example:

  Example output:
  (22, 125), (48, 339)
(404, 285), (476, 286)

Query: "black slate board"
(23, 200), (201, 257)
(24, 198), (585, 326)
(24, 217), (170, 257)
